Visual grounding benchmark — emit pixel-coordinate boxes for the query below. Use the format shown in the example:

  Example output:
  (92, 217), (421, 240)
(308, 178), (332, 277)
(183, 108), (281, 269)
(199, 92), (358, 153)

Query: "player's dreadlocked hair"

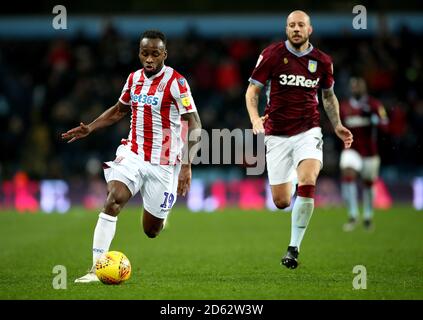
(141, 30), (167, 46)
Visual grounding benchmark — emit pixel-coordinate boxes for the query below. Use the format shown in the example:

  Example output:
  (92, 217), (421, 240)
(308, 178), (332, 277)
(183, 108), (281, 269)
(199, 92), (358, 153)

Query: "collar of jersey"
(285, 40), (314, 57)
(142, 65), (166, 80)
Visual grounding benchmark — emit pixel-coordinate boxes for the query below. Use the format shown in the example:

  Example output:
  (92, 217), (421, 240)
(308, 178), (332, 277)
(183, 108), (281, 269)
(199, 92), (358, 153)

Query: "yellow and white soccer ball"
(95, 251), (131, 285)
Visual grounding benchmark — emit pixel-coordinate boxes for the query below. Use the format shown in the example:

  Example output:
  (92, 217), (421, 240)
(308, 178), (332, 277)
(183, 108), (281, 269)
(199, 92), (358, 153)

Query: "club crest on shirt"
(157, 81), (166, 92)
(283, 57), (288, 64)
(177, 78), (186, 87)
(308, 60), (317, 73)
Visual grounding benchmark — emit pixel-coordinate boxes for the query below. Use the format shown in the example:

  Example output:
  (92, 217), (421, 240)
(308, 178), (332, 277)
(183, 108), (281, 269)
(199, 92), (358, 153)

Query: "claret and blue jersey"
(249, 40), (334, 136)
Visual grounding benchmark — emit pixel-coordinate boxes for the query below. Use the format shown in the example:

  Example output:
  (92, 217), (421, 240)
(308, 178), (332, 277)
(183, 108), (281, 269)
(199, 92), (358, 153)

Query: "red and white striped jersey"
(119, 66), (197, 165)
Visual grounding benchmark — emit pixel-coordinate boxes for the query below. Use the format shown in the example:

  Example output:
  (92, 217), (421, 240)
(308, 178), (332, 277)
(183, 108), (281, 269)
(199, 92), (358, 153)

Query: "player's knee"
(143, 209), (165, 238)
(105, 192), (127, 216)
(298, 176), (317, 186)
(273, 197), (291, 209)
(363, 180), (374, 187)
(342, 168), (357, 180)
(143, 227), (161, 239)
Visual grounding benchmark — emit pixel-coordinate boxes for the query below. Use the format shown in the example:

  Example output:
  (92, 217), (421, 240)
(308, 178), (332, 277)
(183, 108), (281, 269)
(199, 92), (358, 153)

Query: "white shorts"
(103, 145), (181, 219)
(339, 149), (380, 181)
(264, 127), (323, 185)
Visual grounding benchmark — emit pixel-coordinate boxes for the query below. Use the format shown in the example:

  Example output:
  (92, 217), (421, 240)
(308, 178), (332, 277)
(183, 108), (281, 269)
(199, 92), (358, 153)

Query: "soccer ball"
(95, 251), (131, 285)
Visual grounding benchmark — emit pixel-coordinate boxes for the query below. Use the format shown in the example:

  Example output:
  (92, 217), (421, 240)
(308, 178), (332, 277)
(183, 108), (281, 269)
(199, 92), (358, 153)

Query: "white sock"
(92, 212), (117, 266)
(289, 196), (314, 250)
(341, 182), (359, 219)
(363, 186), (374, 220)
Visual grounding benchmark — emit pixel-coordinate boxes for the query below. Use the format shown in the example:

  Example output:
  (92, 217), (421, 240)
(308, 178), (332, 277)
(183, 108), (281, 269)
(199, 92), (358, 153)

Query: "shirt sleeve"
(170, 76), (197, 115)
(320, 61), (335, 90)
(249, 47), (274, 87)
(119, 72), (134, 105)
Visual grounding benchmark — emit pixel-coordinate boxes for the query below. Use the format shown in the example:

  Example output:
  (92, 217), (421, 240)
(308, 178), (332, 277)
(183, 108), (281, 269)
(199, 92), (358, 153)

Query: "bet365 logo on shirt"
(131, 93), (159, 105)
(279, 74), (320, 88)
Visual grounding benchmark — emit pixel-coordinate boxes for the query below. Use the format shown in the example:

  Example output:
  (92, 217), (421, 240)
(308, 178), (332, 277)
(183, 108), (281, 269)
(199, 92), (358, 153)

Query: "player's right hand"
(252, 115), (268, 135)
(61, 122), (91, 143)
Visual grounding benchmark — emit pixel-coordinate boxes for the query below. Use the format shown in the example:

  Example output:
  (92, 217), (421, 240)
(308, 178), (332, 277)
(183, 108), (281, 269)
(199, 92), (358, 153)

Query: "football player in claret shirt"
(245, 10), (353, 269)
(340, 77), (389, 232)
(62, 30), (202, 283)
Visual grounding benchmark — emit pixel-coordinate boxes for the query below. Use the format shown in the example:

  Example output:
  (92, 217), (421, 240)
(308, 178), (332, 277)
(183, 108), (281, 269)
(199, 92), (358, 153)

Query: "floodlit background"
(1, 1), (422, 213)
(0, 0), (422, 300)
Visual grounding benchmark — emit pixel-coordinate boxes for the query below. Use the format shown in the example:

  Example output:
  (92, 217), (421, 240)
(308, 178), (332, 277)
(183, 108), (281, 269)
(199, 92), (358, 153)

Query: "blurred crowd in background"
(1, 20), (422, 182)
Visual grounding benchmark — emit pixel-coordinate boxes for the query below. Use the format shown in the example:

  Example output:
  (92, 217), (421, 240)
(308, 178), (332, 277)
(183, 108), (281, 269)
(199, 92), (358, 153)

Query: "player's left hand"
(252, 114), (268, 135)
(177, 164), (192, 197)
(335, 124), (353, 149)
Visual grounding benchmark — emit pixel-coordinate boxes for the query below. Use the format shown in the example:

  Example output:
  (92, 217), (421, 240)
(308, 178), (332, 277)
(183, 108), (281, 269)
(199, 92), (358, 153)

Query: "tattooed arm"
(322, 88), (353, 148)
(245, 83), (268, 135)
(178, 111), (202, 196)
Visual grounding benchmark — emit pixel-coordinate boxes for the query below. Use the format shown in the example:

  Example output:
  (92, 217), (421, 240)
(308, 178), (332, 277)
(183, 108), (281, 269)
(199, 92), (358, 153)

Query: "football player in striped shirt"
(62, 30), (202, 283)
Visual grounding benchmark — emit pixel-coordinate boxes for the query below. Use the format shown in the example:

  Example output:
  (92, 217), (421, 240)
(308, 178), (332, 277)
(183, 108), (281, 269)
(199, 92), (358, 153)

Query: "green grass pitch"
(0, 205), (422, 299)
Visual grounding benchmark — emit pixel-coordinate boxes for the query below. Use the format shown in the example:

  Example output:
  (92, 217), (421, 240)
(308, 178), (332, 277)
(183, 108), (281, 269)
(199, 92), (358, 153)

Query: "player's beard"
(288, 34), (309, 49)
(144, 63), (163, 77)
